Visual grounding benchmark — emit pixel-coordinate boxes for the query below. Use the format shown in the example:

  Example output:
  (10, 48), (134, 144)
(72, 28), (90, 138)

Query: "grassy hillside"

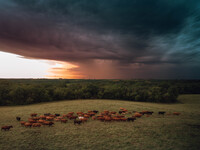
(0, 94), (200, 150)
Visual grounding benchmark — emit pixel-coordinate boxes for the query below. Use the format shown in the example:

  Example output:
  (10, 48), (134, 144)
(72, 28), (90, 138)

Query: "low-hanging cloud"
(0, 0), (200, 79)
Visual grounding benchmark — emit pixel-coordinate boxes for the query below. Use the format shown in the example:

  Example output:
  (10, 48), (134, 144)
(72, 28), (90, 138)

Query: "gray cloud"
(0, 0), (200, 78)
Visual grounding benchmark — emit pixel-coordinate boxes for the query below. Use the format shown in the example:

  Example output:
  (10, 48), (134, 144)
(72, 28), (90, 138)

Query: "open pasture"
(0, 94), (200, 150)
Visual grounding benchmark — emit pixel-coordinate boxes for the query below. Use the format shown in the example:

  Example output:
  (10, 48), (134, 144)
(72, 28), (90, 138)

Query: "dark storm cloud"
(0, 0), (200, 78)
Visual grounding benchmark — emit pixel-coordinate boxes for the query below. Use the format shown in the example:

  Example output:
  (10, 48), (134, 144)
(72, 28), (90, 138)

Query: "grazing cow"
(61, 119), (68, 123)
(74, 120), (82, 125)
(62, 114), (68, 117)
(46, 117), (54, 121)
(158, 111), (166, 115)
(54, 118), (60, 122)
(139, 111), (149, 115)
(97, 117), (105, 122)
(31, 113), (37, 117)
(103, 110), (109, 114)
(88, 112), (96, 116)
(38, 120), (45, 124)
(84, 115), (90, 118)
(32, 117), (40, 120)
(20, 121), (26, 126)
(119, 111), (123, 114)
(57, 116), (63, 119)
(68, 112), (74, 115)
(68, 116), (78, 120)
(120, 118), (127, 121)
(43, 121), (54, 127)
(93, 110), (98, 113)
(28, 119), (37, 123)
(1, 126), (13, 131)
(32, 123), (41, 127)
(173, 112), (181, 115)
(49, 114), (56, 118)
(146, 111), (154, 115)
(44, 113), (51, 116)
(78, 116), (84, 119)
(127, 117), (136, 122)
(39, 115), (46, 120)
(16, 117), (21, 121)
(77, 112), (84, 116)
(80, 118), (88, 123)
(134, 113), (142, 118)
(55, 114), (60, 116)
(111, 111), (117, 114)
(24, 123), (32, 127)
(104, 117), (112, 122)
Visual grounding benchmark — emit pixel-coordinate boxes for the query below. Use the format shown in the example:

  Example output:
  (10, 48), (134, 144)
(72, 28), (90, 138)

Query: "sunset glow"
(47, 62), (83, 79)
(0, 51), (79, 79)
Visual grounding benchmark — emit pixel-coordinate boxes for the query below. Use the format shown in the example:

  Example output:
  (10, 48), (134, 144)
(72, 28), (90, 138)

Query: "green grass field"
(0, 95), (200, 150)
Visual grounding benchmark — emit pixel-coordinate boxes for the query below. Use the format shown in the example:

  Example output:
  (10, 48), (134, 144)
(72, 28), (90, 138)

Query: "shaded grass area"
(0, 94), (200, 150)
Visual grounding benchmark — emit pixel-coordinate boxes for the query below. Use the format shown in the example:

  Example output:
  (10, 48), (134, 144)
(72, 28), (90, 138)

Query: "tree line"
(0, 79), (199, 105)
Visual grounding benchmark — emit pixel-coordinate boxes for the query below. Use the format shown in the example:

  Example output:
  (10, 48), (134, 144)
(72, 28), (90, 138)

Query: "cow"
(30, 113), (37, 117)
(61, 119), (68, 123)
(16, 117), (21, 121)
(158, 111), (166, 115)
(173, 112), (181, 115)
(127, 117), (136, 122)
(74, 120), (82, 125)
(1, 126), (13, 131)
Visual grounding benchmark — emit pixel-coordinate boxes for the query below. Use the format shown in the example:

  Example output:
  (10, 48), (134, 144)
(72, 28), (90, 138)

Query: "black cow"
(127, 117), (136, 122)
(16, 117), (21, 121)
(93, 110), (99, 114)
(158, 111), (166, 115)
(74, 120), (82, 125)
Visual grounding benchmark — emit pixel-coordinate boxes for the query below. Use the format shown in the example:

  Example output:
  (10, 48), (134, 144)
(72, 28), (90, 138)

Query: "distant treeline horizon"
(0, 79), (200, 106)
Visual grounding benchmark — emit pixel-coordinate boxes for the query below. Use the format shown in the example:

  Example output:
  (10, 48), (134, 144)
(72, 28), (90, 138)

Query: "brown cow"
(173, 112), (181, 115)
(134, 113), (142, 118)
(43, 121), (54, 126)
(61, 119), (68, 123)
(24, 123), (32, 127)
(20, 121), (26, 126)
(68, 116), (78, 120)
(31, 113), (37, 117)
(38, 120), (45, 124)
(28, 119), (37, 123)
(46, 117), (54, 121)
(80, 118), (88, 123)
(1, 126), (13, 131)
(39, 115), (46, 120)
(32, 123), (41, 127)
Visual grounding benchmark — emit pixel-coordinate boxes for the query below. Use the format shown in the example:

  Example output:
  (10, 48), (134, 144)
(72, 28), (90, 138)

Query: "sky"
(0, 0), (200, 79)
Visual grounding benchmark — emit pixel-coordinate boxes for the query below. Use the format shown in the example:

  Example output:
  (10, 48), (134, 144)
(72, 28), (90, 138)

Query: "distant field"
(0, 94), (200, 150)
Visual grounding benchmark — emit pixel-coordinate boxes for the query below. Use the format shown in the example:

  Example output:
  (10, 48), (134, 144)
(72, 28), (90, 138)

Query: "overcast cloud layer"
(0, 0), (200, 79)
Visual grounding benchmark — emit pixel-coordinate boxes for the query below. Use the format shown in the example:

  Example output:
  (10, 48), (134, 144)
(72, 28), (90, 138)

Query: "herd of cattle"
(1, 108), (181, 131)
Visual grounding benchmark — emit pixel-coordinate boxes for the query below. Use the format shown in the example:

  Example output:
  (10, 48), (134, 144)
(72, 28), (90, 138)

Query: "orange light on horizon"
(46, 61), (84, 79)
